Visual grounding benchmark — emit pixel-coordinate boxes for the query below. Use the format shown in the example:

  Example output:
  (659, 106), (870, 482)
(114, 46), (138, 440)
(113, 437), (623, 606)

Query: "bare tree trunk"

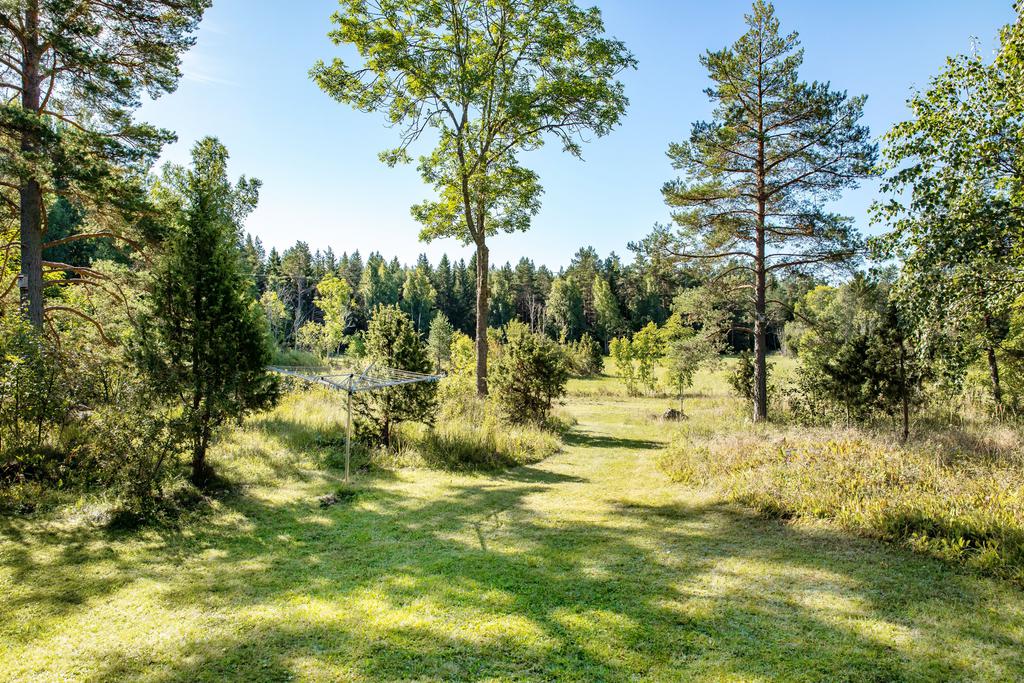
(987, 345), (1002, 407)
(899, 340), (910, 443)
(19, 2), (44, 330)
(292, 274), (305, 339)
(475, 240), (489, 396)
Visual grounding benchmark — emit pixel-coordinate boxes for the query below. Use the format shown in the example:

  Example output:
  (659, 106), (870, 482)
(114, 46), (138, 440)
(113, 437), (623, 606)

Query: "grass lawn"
(2, 367), (1024, 681)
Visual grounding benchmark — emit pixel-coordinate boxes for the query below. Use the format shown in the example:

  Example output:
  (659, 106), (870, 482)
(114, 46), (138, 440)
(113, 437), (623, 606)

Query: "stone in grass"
(318, 487), (360, 508)
(661, 408), (686, 422)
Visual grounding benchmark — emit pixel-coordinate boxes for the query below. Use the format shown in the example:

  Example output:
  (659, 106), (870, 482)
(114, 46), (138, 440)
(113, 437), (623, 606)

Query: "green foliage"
(0, 316), (65, 457)
(871, 26), (1023, 408)
(609, 324), (662, 396)
(81, 387), (181, 513)
(294, 320), (330, 357)
(662, 288), (726, 407)
(490, 321), (569, 423)
(609, 336), (637, 395)
(727, 353), (761, 406)
(790, 276), (927, 439)
(563, 333), (604, 377)
(313, 0), (635, 393)
(632, 322), (663, 393)
(426, 311), (455, 372)
(592, 274), (625, 344)
(401, 263), (437, 333)
(661, 316), (714, 409)
(316, 271), (353, 352)
(358, 305), (437, 444)
(137, 138), (279, 486)
(546, 276), (586, 341)
(358, 254), (401, 312)
(259, 290), (289, 346)
(1, 0), (209, 328)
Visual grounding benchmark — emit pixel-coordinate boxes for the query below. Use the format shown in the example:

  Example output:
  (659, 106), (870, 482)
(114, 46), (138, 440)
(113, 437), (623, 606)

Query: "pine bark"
(752, 53), (768, 423)
(19, 2), (44, 329)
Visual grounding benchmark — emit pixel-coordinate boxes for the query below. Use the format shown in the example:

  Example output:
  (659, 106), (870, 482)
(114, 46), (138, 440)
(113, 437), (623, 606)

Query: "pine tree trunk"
(752, 55), (768, 424)
(752, 236), (768, 423)
(19, 2), (44, 330)
(475, 241), (489, 396)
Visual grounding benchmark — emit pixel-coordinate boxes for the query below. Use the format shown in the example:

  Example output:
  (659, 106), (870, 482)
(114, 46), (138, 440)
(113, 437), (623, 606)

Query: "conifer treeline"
(243, 235), (811, 352)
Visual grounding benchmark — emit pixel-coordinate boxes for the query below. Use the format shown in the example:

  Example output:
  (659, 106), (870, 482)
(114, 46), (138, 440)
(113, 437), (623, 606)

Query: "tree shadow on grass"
(12, 469), (1013, 682)
(5, 403), (1024, 681)
(562, 429), (664, 451)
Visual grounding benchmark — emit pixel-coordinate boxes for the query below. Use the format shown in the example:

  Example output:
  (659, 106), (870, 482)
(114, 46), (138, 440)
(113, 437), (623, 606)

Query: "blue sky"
(138, 0), (1015, 270)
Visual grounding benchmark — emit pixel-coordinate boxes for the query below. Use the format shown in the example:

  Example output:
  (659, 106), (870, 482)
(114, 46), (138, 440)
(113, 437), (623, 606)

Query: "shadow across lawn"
(4, 409), (1024, 682)
(562, 429), (664, 452)
(4, 471), (1013, 681)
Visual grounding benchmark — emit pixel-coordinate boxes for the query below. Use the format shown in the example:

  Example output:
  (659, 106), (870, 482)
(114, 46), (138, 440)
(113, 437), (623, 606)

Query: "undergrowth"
(213, 383), (567, 485)
(659, 426), (1024, 584)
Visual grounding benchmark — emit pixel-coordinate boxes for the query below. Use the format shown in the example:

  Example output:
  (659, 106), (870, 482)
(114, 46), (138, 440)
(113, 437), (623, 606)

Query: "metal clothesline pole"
(345, 385), (352, 483)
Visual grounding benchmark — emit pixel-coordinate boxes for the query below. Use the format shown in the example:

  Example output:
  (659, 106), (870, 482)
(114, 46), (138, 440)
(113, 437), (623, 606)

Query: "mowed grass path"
(2, 379), (1024, 681)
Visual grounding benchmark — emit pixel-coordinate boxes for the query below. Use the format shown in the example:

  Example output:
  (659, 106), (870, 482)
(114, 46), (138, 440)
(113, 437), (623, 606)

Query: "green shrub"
(609, 336), (638, 395)
(563, 333), (603, 377)
(610, 324), (662, 396)
(83, 389), (181, 512)
(356, 304), (436, 444)
(0, 316), (68, 457)
(490, 321), (569, 423)
(727, 353), (759, 404)
(392, 394), (564, 470)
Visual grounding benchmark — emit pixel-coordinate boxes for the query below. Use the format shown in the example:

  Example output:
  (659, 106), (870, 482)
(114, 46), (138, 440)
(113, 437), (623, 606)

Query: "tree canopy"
(312, 0), (635, 395)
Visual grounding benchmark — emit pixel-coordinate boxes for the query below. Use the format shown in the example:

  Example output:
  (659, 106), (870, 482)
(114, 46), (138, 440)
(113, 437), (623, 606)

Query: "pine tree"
(660, 1), (875, 421)
(3, 0), (209, 329)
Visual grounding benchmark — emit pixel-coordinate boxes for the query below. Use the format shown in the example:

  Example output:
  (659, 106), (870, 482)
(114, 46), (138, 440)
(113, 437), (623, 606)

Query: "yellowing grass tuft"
(660, 433), (1024, 583)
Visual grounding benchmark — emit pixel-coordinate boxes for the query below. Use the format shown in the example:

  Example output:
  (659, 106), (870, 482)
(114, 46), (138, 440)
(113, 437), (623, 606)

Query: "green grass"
(2, 365), (1024, 680)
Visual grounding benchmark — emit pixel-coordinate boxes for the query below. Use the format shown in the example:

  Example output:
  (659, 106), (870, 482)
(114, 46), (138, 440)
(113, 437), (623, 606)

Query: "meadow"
(2, 361), (1023, 682)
